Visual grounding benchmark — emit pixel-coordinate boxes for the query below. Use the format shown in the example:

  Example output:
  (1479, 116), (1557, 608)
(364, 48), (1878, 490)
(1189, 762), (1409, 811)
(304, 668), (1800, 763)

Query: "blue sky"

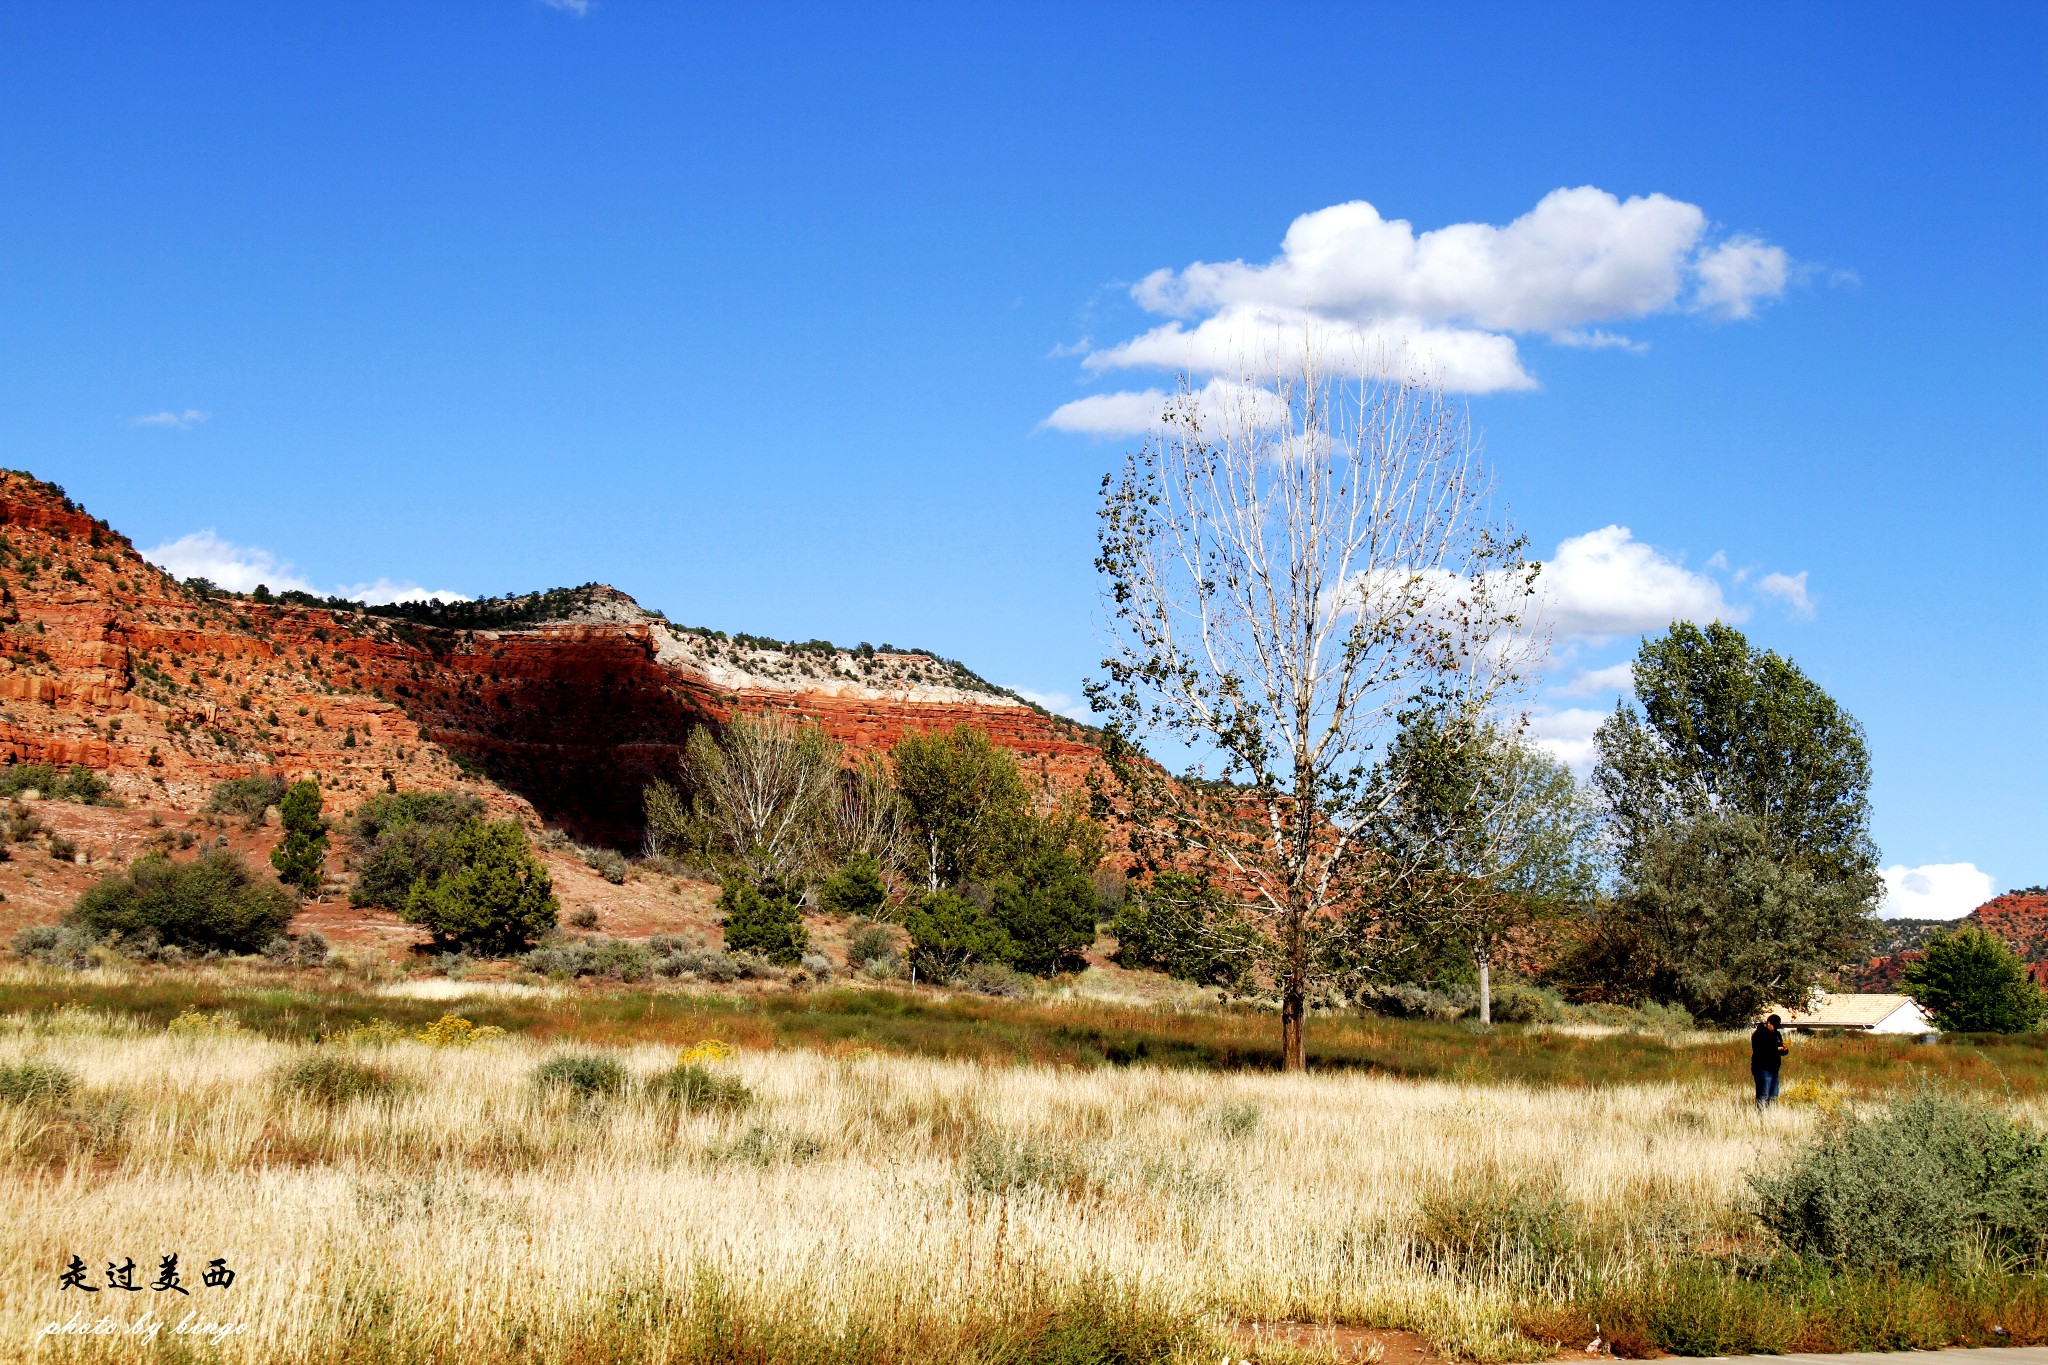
(1, 3), (2040, 911)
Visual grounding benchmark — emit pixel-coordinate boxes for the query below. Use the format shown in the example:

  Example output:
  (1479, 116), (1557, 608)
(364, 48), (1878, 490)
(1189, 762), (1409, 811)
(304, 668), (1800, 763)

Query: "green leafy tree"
(718, 875), (808, 964)
(1362, 709), (1603, 1022)
(1595, 622), (1879, 885)
(269, 779), (329, 895)
(398, 819), (559, 956)
(1110, 871), (1260, 988)
(819, 852), (888, 918)
(68, 849), (296, 953)
(1904, 925), (2046, 1033)
(890, 726), (1031, 891)
(1596, 811), (1875, 1026)
(1585, 623), (1881, 1014)
(902, 889), (1015, 979)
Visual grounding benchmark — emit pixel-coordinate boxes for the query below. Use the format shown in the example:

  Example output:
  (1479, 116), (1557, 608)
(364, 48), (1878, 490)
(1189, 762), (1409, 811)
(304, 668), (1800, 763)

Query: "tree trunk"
(1281, 901), (1307, 1071)
(1476, 943), (1492, 1026)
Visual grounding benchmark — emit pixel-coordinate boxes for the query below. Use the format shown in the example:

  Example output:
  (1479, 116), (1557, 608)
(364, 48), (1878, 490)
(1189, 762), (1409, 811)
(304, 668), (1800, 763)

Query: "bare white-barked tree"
(1089, 345), (1541, 1070)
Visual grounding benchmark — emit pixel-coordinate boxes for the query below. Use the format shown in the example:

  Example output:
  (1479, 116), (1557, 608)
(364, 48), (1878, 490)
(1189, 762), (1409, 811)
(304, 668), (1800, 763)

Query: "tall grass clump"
(0, 1059), (78, 1106)
(273, 1053), (405, 1107)
(1751, 1088), (2048, 1271)
(647, 1061), (751, 1112)
(532, 1052), (628, 1101)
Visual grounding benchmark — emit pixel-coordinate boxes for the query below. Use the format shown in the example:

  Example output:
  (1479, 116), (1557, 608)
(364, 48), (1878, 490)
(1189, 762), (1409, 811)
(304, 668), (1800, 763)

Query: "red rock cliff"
(0, 471), (1101, 843)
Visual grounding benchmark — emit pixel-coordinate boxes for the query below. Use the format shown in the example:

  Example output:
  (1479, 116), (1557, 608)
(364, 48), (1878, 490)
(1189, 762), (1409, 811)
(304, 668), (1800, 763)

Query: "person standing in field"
(1751, 1013), (1788, 1109)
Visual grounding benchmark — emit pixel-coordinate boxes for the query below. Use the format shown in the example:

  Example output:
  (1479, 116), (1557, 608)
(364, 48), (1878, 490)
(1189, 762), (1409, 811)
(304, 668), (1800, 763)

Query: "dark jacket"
(1751, 1022), (1788, 1071)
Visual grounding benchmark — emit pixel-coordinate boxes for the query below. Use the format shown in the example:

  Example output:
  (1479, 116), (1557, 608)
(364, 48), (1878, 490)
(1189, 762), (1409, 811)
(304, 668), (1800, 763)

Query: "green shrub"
(844, 920), (899, 969)
(0, 762), (114, 805)
(273, 1053), (403, 1107)
(1487, 977), (1567, 1024)
(582, 846), (629, 884)
(398, 818), (559, 956)
(718, 876), (807, 965)
(532, 1053), (628, 1101)
(1109, 872), (1257, 988)
(988, 850), (1098, 975)
(345, 791), (483, 909)
(66, 849), (296, 954)
(819, 853), (888, 917)
(269, 779), (329, 894)
(11, 924), (95, 969)
(0, 1060), (79, 1106)
(955, 961), (1035, 998)
(1751, 1089), (2048, 1271)
(647, 1062), (752, 1112)
(1904, 924), (2046, 1033)
(903, 889), (1013, 978)
(204, 772), (286, 826)
(522, 936), (653, 982)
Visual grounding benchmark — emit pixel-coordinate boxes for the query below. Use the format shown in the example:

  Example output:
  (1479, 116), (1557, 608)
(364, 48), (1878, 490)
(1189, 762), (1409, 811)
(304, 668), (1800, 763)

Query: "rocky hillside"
(1843, 891), (2048, 990)
(0, 470), (1101, 845)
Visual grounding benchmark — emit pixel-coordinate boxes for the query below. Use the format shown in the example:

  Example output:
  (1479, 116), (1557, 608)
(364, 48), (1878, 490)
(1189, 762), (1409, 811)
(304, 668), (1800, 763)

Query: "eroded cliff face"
(0, 471), (1100, 843)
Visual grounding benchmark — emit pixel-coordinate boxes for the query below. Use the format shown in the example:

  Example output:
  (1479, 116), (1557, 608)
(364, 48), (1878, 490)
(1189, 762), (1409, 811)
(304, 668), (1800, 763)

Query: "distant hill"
(1843, 891), (2048, 991)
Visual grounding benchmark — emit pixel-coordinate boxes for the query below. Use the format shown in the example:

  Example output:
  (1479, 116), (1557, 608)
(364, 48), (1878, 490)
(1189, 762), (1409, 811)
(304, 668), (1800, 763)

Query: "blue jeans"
(1753, 1067), (1781, 1106)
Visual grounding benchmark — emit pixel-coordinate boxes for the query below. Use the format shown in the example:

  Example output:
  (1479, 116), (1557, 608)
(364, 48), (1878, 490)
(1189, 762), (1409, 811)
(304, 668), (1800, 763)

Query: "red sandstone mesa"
(0, 470), (1100, 845)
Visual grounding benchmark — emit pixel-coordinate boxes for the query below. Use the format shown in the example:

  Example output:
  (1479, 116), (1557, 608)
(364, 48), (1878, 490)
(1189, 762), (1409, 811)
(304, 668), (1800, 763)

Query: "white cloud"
(1550, 328), (1648, 353)
(1535, 526), (1740, 643)
(1757, 570), (1814, 618)
(1693, 236), (1791, 319)
(1880, 862), (1995, 921)
(141, 530), (466, 606)
(1013, 688), (1092, 722)
(539, 0), (590, 13)
(1524, 707), (1610, 772)
(1043, 376), (1291, 437)
(1053, 186), (1792, 420)
(1558, 662), (1635, 697)
(130, 409), (210, 429)
(1082, 306), (1535, 395)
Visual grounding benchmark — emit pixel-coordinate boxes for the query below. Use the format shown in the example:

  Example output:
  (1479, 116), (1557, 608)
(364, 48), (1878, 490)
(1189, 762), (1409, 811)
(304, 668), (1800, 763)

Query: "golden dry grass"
(3, 1002), (2044, 1363)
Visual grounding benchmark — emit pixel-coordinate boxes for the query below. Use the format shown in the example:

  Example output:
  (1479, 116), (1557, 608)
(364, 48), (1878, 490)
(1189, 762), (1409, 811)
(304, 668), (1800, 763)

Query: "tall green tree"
(1594, 621), (1878, 883)
(269, 779), (329, 895)
(890, 726), (1033, 891)
(1904, 925), (2045, 1033)
(1365, 709), (1603, 1022)
(1582, 623), (1881, 1018)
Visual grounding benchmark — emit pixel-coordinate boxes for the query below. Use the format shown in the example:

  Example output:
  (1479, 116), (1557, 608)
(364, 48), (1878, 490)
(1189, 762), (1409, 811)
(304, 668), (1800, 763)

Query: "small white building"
(1778, 993), (1937, 1035)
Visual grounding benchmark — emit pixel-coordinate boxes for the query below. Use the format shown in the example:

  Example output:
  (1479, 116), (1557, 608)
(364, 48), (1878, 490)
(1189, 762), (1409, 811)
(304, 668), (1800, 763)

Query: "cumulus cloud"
(1524, 707), (1610, 772)
(130, 409), (210, 429)
(1757, 570), (1813, 618)
(1693, 237), (1791, 319)
(1880, 862), (1995, 921)
(1043, 376), (1291, 436)
(1534, 526), (1740, 643)
(1558, 662), (1635, 697)
(141, 530), (466, 606)
(1053, 186), (1791, 420)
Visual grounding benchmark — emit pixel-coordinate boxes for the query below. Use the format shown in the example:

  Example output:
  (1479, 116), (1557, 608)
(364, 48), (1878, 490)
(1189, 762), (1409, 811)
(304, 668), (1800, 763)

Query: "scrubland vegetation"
(0, 991), (2043, 1365)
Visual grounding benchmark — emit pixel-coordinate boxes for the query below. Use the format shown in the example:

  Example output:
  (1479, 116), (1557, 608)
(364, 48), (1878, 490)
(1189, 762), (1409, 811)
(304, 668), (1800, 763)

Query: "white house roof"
(1778, 993), (1923, 1029)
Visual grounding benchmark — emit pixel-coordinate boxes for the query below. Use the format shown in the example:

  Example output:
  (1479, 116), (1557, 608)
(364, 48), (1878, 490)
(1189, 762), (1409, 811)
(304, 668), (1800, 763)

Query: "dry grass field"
(1, 982), (2045, 1364)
